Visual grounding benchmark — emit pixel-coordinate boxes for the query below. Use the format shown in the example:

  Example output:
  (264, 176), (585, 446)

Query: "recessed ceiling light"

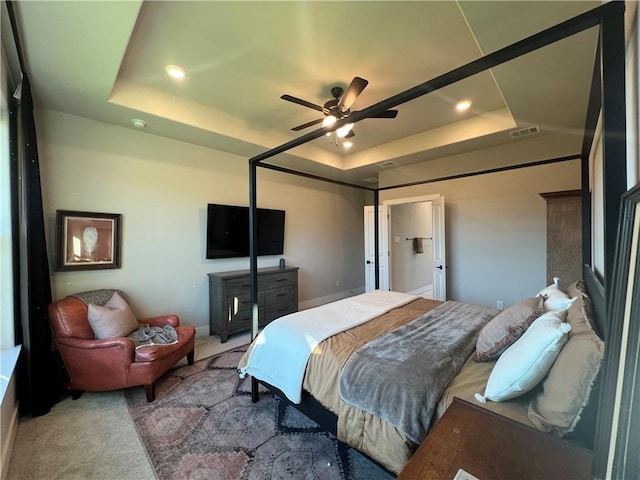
(165, 64), (186, 79)
(131, 118), (147, 129)
(455, 100), (472, 112)
(343, 141), (353, 149)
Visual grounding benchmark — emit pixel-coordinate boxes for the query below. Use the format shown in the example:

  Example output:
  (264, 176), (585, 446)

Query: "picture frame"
(55, 210), (122, 271)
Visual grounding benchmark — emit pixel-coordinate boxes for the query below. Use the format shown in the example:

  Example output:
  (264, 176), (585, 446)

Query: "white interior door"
(432, 195), (447, 300)
(364, 205), (389, 292)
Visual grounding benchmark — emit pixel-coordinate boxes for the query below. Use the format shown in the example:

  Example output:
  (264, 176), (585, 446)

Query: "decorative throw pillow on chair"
(87, 292), (138, 339)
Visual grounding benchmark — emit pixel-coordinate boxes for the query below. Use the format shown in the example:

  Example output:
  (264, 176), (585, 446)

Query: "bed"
(242, 3), (627, 476)
(239, 275), (604, 474)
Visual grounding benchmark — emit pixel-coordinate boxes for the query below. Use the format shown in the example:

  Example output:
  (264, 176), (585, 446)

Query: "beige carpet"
(6, 333), (250, 480)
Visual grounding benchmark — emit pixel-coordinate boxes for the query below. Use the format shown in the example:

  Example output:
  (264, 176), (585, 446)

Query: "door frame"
(364, 205), (389, 292)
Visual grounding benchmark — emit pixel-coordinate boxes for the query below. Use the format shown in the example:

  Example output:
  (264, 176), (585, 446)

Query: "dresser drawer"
(263, 271), (296, 292)
(226, 277), (264, 293)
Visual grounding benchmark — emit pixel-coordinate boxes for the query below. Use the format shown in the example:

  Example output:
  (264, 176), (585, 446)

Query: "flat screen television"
(206, 203), (285, 259)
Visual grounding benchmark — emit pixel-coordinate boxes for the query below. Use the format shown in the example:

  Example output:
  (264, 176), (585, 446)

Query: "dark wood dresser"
(397, 397), (592, 480)
(208, 266), (298, 342)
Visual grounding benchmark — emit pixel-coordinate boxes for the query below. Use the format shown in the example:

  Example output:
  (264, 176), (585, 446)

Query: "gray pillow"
(474, 296), (544, 362)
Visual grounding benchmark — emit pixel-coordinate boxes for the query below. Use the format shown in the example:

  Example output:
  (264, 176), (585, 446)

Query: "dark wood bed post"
(374, 189), (380, 290)
(592, 2), (628, 478)
(249, 160), (260, 403)
(599, 1), (627, 292)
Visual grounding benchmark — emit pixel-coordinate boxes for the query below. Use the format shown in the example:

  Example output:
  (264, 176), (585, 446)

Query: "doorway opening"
(364, 194), (446, 300)
(389, 201), (434, 299)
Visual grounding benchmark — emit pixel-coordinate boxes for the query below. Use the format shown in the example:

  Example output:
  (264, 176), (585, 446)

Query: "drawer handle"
(276, 278), (287, 282)
(276, 293), (287, 297)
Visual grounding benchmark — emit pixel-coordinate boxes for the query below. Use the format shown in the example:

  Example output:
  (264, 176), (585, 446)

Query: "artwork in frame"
(55, 210), (122, 271)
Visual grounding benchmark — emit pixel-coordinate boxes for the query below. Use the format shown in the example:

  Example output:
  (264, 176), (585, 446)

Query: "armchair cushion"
(134, 326), (195, 362)
(87, 292), (138, 339)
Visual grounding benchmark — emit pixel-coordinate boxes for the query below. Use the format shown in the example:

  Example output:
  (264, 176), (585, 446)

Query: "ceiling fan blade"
(281, 94), (324, 112)
(344, 130), (355, 139)
(337, 76), (369, 112)
(370, 110), (398, 119)
(291, 117), (324, 131)
(351, 109), (399, 119)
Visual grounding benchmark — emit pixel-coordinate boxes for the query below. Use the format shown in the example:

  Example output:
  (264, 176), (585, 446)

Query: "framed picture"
(55, 210), (122, 271)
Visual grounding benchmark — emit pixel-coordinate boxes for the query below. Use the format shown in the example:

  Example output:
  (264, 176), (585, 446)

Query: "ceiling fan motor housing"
(324, 86), (347, 117)
(282, 76), (397, 132)
(323, 99), (348, 118)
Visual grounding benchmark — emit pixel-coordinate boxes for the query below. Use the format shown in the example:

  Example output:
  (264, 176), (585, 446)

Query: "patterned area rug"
(125, 347), (394, 480)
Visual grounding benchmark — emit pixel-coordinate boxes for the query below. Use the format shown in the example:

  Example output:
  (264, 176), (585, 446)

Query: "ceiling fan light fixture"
(323, 115), (337, 127)
(323, 115), (337, 136)
(165, 64), (186, 80)
(337, 123), (354, 138)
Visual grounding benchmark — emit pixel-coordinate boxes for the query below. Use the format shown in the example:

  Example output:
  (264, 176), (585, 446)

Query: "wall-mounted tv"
(206, 203), (285, 259)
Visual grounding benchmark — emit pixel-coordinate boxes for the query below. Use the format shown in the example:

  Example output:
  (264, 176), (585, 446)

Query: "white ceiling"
(10, 1), (600, 186)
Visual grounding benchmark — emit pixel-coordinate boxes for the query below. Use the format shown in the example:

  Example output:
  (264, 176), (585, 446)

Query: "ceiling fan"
(281, 76), (398, 138)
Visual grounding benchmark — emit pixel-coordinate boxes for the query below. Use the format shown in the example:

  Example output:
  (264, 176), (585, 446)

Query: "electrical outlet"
(336, 279), (340, 287)
(496, 300), (504, 310)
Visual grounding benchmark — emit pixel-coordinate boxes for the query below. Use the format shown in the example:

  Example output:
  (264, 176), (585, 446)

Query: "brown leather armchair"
(48, 290), (196, 402)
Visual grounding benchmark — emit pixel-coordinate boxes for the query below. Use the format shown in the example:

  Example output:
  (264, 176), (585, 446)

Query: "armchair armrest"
(54, 336), (136, 383)
(56, 335), (134, 351)
(140, 314), (180, 328)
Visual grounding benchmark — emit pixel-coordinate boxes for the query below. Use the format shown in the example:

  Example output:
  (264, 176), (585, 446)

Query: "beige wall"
(37, 110), (367, 335)
(380, 159), (582, 308)
(35, 109), (584, 329)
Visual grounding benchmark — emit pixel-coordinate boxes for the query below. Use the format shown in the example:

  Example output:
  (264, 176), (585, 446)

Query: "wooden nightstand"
(397, 397), (592, 480)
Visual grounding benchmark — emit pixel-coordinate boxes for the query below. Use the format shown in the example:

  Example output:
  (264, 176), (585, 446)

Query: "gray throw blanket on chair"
(339, 301), (499, 445)
(128, 324), (178, 349)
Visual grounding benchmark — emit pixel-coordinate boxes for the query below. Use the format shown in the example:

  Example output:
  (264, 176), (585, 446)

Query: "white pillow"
(475, 311), (571, 403)
(537, 277), (577, 312)
(87, 292), (138, 339)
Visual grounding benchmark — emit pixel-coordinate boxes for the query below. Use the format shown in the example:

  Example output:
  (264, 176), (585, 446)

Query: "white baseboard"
(195, 325), (210, 338)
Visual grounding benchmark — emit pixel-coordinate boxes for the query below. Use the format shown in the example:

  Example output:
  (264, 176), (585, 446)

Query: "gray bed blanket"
(338, 300), (498, 445)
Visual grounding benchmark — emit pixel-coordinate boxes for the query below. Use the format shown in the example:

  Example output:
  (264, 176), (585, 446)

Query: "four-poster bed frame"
(245, 3), (630, 478)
